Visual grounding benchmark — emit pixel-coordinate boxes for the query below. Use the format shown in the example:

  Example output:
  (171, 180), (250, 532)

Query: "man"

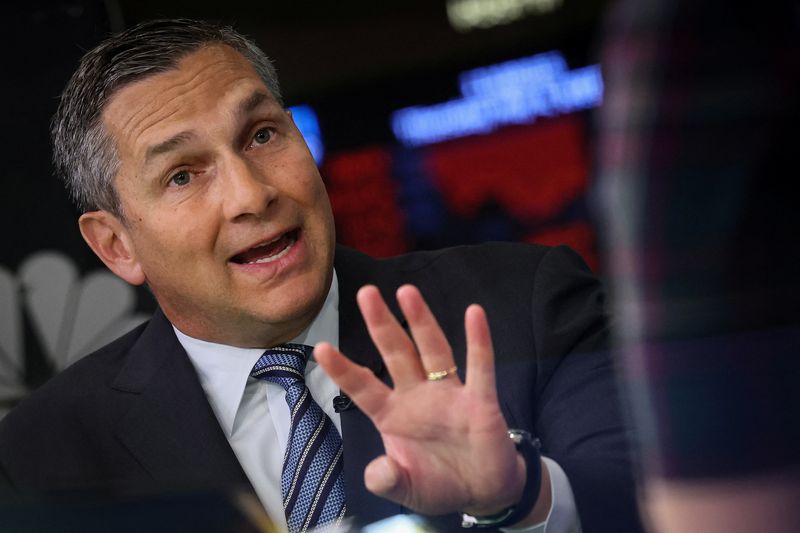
(0, 20), (640, 532)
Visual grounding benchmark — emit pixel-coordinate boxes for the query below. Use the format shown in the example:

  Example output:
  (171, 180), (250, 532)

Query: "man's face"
(97, 45), (335, 347)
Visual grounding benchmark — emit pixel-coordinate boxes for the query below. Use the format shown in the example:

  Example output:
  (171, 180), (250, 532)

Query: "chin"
(249, 278), (329, 334)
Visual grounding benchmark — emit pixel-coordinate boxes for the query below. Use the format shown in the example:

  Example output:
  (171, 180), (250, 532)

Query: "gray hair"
(51, 18), (283, 217)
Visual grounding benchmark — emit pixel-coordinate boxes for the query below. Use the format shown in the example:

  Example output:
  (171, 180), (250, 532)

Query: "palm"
(315, 285), (523, 516)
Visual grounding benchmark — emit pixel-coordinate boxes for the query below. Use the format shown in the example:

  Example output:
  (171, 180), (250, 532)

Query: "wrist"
(460, 429), (542, 529)
(461, 451), (527, 517)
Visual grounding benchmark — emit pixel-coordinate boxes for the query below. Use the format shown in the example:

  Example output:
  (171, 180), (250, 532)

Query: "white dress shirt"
(177, 270), (580, 532)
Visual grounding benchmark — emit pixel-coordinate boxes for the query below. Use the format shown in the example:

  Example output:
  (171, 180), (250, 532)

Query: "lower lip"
(230, 230), (306, 278)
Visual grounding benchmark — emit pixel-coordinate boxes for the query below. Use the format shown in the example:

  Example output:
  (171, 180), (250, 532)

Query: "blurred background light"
(391, 51), (603, 147)
(446, 0), (564, 32)
(288, 104), (325, 165)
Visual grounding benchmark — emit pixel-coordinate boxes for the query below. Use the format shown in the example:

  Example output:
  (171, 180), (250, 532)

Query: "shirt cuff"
(502, 456), (581, 533)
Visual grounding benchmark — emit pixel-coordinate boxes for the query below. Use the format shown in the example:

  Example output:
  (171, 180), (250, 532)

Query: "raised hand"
(314, 284), (530, 517)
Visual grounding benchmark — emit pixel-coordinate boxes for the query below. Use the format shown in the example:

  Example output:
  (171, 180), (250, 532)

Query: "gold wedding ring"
(426, 366), (458, 381)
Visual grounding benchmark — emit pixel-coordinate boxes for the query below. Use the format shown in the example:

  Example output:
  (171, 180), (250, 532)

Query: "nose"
(220, 153), (277, 221)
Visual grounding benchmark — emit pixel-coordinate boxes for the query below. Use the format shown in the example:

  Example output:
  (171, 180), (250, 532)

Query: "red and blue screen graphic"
(296, 50), (602, 270)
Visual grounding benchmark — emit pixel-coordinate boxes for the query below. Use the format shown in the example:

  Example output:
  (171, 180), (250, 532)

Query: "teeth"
(243, 236), (295, 265)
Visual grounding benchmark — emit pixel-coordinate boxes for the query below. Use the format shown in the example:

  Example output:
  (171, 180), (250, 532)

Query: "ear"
(79, 210), (146, 286)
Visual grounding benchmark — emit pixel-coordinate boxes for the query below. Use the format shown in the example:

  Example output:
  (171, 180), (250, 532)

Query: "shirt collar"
(175, 270), (340, 436)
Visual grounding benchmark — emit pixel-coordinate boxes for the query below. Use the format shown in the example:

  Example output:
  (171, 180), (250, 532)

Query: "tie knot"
(251, 343), (312, 390)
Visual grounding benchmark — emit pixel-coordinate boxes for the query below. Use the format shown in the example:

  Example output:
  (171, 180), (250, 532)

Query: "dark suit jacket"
(0, 243), (641, 532)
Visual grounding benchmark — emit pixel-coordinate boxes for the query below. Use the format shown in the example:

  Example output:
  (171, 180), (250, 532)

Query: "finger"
(464, 304), (498, 402)
(364, 454), (410, 505)
(396, 285), (459, 383)
(314, 342), (390, 419)
(357, 285), (426, 387)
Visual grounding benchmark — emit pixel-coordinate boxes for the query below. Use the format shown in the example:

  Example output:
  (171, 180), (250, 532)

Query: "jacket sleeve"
(531, 246), (642, 533)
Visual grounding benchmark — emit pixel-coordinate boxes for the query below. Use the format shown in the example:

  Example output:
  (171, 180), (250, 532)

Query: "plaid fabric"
(596, 0), (800, 479)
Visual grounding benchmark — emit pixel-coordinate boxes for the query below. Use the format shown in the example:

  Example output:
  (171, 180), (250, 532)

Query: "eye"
(169, 170), (191, 187)
(253, 127), (273, 145)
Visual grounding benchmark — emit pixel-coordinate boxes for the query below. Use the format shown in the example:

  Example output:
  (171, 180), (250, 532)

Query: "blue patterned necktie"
(251, 344), (346, 533)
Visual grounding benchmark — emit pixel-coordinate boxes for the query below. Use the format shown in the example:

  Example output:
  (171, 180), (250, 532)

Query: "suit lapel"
(111, 310), (252, 492)
(106, 248), (404, 523)
(335, 246), (404, 525)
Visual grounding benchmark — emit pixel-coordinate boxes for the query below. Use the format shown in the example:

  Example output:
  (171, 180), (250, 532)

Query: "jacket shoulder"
(386, 242), (591, 288)
(0, 319), (150, 432)
(391, 241), (553, 268)
(338, 241), (559, 273)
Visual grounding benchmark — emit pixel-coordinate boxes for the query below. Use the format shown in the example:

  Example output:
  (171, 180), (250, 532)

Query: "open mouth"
(230, 229), (299, 265)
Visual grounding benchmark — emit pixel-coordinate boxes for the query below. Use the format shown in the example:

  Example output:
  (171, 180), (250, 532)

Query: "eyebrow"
(237, 90), (271, 118)
(145, 131), (197, 164)
(142, 90), (275, 165)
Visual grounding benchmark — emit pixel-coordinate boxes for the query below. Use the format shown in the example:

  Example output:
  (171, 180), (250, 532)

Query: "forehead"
(102, 45), (276, 161)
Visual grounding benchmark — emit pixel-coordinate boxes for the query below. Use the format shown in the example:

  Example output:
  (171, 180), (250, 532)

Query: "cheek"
(295, 169), (330, 208)
(130, 214), (214, 270)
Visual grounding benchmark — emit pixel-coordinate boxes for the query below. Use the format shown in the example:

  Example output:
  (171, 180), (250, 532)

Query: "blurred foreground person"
(598, 1), (800, 532)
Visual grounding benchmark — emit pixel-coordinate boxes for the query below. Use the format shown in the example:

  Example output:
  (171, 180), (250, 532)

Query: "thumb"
(364, 455), (409, 503)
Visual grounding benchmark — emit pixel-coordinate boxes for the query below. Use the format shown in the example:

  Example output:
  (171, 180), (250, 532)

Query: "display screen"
(293, 50), (602, 269)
